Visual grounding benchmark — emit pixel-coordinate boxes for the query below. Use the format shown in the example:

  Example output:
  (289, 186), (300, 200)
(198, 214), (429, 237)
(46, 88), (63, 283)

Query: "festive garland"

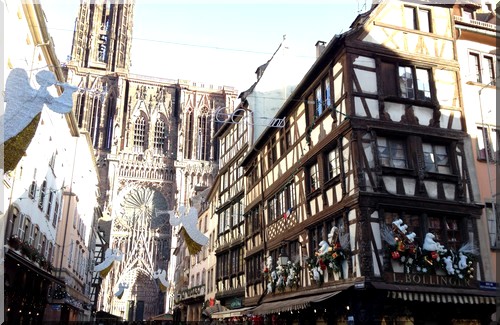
(263, 259), (302, 293)
(382, 219), (477, 280)
(306, 226), (350, 285)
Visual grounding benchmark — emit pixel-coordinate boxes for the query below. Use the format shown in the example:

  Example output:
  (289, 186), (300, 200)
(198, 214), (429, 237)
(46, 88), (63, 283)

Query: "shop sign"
(389, 273), (475, 288)
(479, 281), (496, 291)
(51, 304), (61, 311)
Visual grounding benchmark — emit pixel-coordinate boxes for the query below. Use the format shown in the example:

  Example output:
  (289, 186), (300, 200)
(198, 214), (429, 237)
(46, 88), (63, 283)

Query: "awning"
(387, 291), (496, 304)
(211, 307), (255, 319)
(371, 281), (497, 305)
(202, 304), (227, 317)
(250, 291), (341, 315)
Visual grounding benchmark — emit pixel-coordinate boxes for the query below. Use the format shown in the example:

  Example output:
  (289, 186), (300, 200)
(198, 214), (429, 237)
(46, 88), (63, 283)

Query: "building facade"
(2, 2), (100, 323)
(63, 0), (238, 321)
(453, 0), (498, 284)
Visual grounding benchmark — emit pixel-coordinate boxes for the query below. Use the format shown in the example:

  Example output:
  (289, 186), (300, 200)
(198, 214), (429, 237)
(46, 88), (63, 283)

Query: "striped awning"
(250, 291), (341, 316)
(387, 291), (496, 304)
(211, 307), (255, 319)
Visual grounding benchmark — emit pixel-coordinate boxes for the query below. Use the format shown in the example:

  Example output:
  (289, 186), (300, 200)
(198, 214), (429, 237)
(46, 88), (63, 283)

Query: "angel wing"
(48, 82), (78, 114)
(3, 68), (38, 143)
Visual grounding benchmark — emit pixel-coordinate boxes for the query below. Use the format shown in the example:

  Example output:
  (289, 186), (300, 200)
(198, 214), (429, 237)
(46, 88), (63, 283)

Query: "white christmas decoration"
(167, 206), (208, 255)
(3, 68), (77, 144)
(152, 268), (170, 292)
(114, 282), (129, 299)
(94, 248), (124, 278)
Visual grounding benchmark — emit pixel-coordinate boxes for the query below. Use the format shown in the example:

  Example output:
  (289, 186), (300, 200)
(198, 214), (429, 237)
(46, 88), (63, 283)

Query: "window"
(309, 216), (344, 254)
(52, 198), (60, 227)
(46, 191), (54, 219)
(28, 181), (37, 199)
(246, 206), (260, 235)
(422, 143), (451, 174)
(267, 138), (277, 168)
(133, 116), (146, 152)
(267, 183), (296, 223)
(309, 163), (320, 191)
(428, 216), (462, 251)
(377, 137), (408, 168)
(469, 52), (496, 85)
(404, 6), (431, 32)
(399, 66), (431, 101)
(477, 126), (498, 162)
(198, 109), (212, 160)
(246, 252), (263, 284)
(285, 240), (300, 263)
(315, 84), (324, 117)
(154, 119), (166, 154)
(313, 75), (332, 118)
(381, 62), (433, 101)
(327, 148), (341, 180)
(19, 216), (31, 241)
(230, 247), (244, 275)
(38, 180), (47, 210)
(184, 108), (194, 159)
(385, 212), (464, 251)
(486, 204), (499, 248)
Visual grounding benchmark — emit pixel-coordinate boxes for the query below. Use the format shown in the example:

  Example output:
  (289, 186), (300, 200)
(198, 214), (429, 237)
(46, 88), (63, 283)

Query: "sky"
(41, 1), (368, 93)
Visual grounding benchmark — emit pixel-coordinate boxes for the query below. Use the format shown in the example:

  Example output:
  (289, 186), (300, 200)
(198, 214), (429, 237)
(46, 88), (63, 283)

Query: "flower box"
(8, 235), (22, 250)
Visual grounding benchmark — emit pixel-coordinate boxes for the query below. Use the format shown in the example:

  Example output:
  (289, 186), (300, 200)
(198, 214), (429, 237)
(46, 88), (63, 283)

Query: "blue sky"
(41, 1), (366, 92)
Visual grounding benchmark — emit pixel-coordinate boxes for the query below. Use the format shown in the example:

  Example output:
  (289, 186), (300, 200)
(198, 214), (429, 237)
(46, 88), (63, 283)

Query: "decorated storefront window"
(382, 218), (477, 280)
(263, 256), (302, 293)
(306, 226), (350, 285)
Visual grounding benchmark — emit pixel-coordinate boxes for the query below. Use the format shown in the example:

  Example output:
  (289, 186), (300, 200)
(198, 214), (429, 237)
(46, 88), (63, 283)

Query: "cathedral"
(64, 1), (238, 320)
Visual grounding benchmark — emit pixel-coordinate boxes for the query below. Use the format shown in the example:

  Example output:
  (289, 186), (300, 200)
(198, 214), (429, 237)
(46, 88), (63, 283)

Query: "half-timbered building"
(238, 1), (496, 324)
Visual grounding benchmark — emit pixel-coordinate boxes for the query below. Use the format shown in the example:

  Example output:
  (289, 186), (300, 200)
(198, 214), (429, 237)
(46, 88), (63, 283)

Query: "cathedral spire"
(70, 0), (134, 74)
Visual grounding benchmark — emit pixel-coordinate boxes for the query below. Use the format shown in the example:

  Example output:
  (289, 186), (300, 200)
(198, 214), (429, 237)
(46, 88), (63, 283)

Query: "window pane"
(377, 137), (390, 167)
(416, 68), (431, 101)
(404, 7), (416, 29)
(390, 141), (407, 168)
(378, 137), (407, 168)
(315, 85), (323, 117)
(434, 145), (450, 173)
(483, 56), (495, 85)
(328, 149), (340, 179)
(310, 163), (319, 191)
(399, 66), (415, 99)
(477, 127), (487, 160)
(469, 53), (481, 83)
(324, 77), (331, 108)
(423, 143), (436, 172)
(418, 9), (430, 32)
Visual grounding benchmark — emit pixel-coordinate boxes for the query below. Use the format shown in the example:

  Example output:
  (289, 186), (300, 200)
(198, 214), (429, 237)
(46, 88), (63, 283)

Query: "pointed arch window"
(185, 108), (194, 159)
(104, 95), (116, 150)
(134, 115), (146, 152)
(89, 95), (102, 148)
(154, 118), (167, 154)
(197, 107), (212, 161)
(75, 93), (86, 128)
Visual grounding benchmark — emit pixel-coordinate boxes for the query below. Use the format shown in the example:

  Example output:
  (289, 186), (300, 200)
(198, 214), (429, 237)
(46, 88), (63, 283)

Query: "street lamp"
(278, 245), (288, 266)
